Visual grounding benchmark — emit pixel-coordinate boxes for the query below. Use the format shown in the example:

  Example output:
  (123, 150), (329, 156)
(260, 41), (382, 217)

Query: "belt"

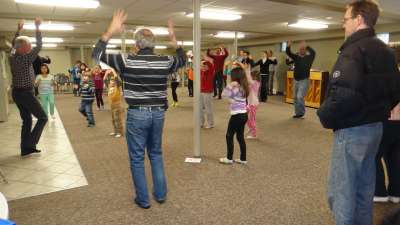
(128, 105), (165, 111)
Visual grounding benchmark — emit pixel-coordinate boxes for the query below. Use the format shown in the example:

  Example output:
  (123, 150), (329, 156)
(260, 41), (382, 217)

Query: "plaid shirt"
(9, 31), (42, 89)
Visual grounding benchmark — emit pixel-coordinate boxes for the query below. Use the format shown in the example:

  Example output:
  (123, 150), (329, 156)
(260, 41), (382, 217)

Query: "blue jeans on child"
(293, 78), (310, 116)
(79, 100), (95, 125)
(328, 122), (383, 225)
(125, 107), (167, 207)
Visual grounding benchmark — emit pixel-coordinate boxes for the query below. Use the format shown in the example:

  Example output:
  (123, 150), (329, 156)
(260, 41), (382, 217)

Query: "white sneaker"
(234, 159), (248, 164)
(204, 125), (214, 129)
(219, 158), (233, 164)
(246, 135), (257, 139)
(389, 196), (400, 203)
(115, 134), (122, 138)
(373, 196), (389, 203)
(109, 132), (116, 136)
(96, 107), (100, 111)
(51, 115), (56, 119)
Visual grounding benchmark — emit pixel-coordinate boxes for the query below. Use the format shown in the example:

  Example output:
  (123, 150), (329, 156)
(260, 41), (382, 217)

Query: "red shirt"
(93, 70), (105, 89)
(201, 61), (215, 93)
(207, 48), (228, 72)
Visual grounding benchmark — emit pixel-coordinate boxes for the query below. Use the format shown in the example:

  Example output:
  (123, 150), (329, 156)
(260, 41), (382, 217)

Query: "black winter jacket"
(317, 28), (400, 130)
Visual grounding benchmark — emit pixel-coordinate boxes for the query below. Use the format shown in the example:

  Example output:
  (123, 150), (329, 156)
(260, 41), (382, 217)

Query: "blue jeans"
(126, 107), (167, 206)
(293, 78), (310, 116)
(79, 100), (95, 125)
(328, 122), (383, 225)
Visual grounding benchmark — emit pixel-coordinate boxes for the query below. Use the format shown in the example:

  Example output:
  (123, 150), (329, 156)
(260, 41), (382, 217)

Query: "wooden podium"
(285, 70), (329, 108)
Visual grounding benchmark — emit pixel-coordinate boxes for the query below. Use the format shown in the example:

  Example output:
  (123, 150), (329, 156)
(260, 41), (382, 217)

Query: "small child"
(246, 68), (261, 139)
(79, 74), (95, 127)
(35, 64), (56, 119)
(220, 64), (250, 165)
(105, 70), (123, 137)
(170, 72), (180, 107)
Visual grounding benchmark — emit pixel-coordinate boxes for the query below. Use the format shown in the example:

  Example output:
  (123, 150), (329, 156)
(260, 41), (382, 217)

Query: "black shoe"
(21, 148), (41, 157)
(292, 114), (304, 119)
(134, 198), (150, 209)
(154, 196), (166, 204)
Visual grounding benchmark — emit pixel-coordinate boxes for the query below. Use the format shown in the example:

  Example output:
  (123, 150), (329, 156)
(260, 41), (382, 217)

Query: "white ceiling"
(0, 0), (399, 48)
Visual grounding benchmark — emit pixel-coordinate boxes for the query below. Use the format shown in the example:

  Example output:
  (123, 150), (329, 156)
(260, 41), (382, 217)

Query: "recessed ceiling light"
(135, 27), (169, 36)
(109, 39), (136, 44)
(178, 41), (194, 46)
(155, 45), (167, 49)
(186, 9), (242, 21)
(15, 0), (100, 9)
(29, 37), (64, 43)
(214, 32), (245, 39)
(24, 23), (74, 31)
(32, 43), (58, 47)
(288, 19), (328, 29)
(106, 45), (117, 48)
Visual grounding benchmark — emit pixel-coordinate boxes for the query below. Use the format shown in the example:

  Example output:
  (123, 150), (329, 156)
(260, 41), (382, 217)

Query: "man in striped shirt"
(92, 10), (185, 209)
(10, 18), (48, 157)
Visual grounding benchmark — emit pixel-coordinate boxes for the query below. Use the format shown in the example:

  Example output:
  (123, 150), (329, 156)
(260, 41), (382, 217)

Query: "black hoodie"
(317, 28), (400, 130)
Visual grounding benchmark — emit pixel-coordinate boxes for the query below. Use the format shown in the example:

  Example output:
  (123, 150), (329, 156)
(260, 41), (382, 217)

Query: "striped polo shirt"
(92, 40), (186, 108)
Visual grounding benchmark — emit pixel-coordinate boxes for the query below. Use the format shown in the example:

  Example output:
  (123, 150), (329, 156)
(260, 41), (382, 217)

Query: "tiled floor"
(0, 103), (87, 201)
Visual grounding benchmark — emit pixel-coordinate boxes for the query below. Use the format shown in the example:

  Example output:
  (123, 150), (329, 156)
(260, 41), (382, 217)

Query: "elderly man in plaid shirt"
(10, 18), (48, 157)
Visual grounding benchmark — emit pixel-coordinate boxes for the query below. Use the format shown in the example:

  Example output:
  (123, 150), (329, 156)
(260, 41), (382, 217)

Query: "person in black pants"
(170, 72), (180, 107)
(252, 51), (277, 102)
(374, 120), (400, 203)
(10, 18), (48, 156)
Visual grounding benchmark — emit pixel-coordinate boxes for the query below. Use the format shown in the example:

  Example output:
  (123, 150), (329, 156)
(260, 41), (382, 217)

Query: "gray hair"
(14, 36), (31, 49)
(134, 29), (155, 50)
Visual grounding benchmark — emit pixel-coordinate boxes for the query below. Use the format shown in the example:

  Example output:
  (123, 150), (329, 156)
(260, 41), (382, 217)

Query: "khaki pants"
(111, 105), (123, 134)
(200, 93), (214, 127)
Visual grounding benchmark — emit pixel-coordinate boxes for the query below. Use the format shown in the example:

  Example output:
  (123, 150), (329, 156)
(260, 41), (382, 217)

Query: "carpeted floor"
(8, 90), (398, 225)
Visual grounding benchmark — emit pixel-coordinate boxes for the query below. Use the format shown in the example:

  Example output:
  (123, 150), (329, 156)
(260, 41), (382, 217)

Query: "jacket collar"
(137, 47), (155, 56)
(340, 28), (376, 51)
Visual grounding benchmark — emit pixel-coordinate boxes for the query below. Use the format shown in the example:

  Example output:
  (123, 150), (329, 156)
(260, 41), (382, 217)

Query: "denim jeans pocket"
(126, 109), (150, 124)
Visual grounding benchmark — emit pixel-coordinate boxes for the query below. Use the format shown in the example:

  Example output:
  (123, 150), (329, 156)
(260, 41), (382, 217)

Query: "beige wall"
(40, 49), (72, 75)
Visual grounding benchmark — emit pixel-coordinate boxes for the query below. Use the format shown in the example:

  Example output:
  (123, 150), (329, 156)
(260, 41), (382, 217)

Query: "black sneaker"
(21, 148), (41, 157)
(134, 198), (151, 209)
(292, 114), (304, 119)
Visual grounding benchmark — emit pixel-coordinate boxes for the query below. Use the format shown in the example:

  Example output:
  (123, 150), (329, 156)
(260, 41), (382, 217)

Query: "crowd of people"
(7, 1), (400, 224)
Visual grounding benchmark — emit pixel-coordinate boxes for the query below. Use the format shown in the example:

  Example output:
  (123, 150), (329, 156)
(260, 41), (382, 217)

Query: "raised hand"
(287, 41), (292, 47)
(17, 20), (24, 31)
(104, 9), (128, 41)
(34, 17), (41, 29)
(168, 18), (178, 48)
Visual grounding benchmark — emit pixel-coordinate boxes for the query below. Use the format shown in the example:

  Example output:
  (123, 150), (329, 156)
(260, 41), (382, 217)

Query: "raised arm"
(26, 18), (42, 63)
(167, 19), (186, 73)
(285, 42), (297, 60)
(12, 20), (24, 48)
(92, 9), (127, 74)
(243, 63), (254, 85)
(307, 46), (316, 61)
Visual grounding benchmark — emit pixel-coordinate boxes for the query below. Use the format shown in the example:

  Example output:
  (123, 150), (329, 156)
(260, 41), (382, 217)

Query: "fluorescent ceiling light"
(32, 43), (58, 48)
(186, 9), (242, 21)
(178, 41), (194, 46)
(15, 0), (99, 8)
(135, 27), (169, 36)
(24, 23), (74, 31)
(107, 45), (117, 48)
(288, 19), (328, 29)
(29, 37), (64, 43)
(214, 32), (245, 39)
(155, 45), (167, 49)
(109, 39), (136, 44)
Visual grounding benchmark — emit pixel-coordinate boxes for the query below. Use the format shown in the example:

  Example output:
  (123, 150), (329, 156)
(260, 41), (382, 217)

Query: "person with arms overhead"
(92, 10), (185, 209)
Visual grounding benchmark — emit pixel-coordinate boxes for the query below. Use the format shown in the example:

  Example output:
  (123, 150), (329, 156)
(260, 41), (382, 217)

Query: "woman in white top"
(35, 64), (56, 119)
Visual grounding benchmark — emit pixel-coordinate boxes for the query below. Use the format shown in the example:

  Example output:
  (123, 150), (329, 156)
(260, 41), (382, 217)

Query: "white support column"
(80, 45), (84, 62)
(193, 0), (201, 157)
(121, 32), (126, 53)
(234, 31), (238, 57)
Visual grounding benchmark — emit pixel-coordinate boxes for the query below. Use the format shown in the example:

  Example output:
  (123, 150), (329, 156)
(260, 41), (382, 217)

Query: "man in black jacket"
(286, 41), (316, 118)
(317, 1), (400, 224)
